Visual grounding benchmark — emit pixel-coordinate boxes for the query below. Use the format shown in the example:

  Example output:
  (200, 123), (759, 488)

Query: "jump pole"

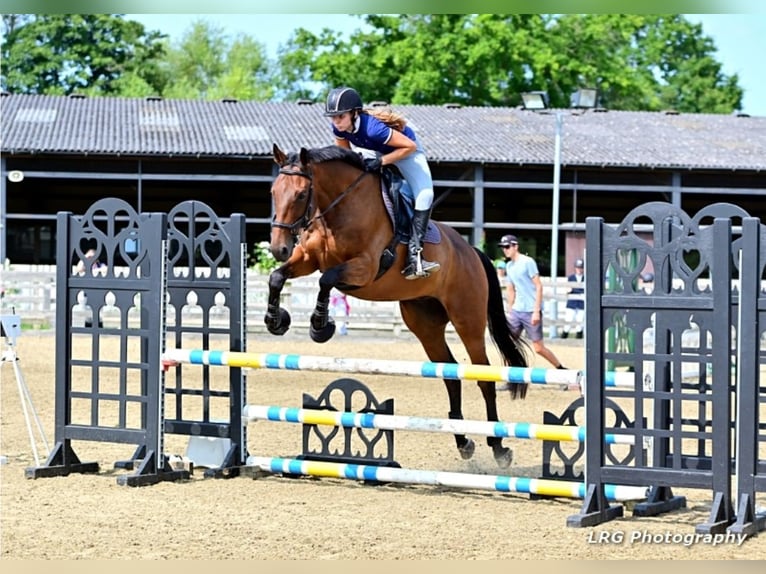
(163, 349), (585, 387)
(163, 349), (636, 388)
(244, 404), (636, 445)
(248, 456), (648, 502)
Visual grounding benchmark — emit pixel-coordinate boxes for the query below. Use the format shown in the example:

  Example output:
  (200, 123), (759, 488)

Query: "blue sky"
(128, 13), (766, 117)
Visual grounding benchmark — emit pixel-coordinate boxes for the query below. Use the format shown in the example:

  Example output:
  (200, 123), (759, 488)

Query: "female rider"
(324, 86), (440, 280)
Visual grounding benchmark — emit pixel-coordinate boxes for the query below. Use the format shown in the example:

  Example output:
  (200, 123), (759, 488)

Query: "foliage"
(1, 15), (274, 101)
(1, 14), (167, 96)
(159, 19), (274, 101)
(1, 13), (744, 113)
(274, 14), (743, 113)
(250, 241), (280, 275)
(550, 15), (742, 112)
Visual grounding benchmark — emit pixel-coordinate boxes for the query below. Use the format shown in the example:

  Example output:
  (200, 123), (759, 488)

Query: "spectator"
(75, 248), (106, 277)
(640, 271), (655, 294)
(329, 288), (350, 336)
(76, 248), (106, 328)
(561, 258), (585, 339)
(497, 234), (567, 389)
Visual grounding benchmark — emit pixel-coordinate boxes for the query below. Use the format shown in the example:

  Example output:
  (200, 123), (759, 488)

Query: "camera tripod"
(1, 313), (50, 466)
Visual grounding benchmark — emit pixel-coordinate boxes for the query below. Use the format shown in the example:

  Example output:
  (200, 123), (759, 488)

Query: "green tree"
(1, 14), (167, 96)
(276, 14), (545, 105)
(275, 14), (743, 113)
(550, 14), (742, 112)
(160, 19), (273, 101)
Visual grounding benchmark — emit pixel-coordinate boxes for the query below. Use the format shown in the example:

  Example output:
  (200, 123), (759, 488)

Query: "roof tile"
(2, 94), (765, 170)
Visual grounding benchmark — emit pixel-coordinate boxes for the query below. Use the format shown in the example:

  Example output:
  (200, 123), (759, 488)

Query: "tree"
(159, 20), (273, 101)
(275, 14), (546, 106)
(275, 14), (743, 113)
(1, 14), (167, 96)
(549, 15), (742, 112)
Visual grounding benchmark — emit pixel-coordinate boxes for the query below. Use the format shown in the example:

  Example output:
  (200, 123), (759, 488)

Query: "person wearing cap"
(562, 258), (585, 339)
(497, 234), (567, 387)
(324, 86), (439, 280)
(639, 271), (655, 294)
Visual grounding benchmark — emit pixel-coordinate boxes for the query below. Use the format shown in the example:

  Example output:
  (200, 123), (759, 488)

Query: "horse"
(265, 143), (530, 468)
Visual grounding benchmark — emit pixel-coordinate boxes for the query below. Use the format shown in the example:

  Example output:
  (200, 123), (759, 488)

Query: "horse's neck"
(313, 167), (383, 226)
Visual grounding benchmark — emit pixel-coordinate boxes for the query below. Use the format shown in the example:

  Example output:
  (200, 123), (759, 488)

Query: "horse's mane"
(302, 146), (366, 171)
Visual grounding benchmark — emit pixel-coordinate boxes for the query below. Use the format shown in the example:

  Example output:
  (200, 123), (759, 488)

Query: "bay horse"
(265, 143), (530, 468)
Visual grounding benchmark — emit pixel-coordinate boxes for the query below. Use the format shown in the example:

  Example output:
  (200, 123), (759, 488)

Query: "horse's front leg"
(308, 266), (344, 343)
(264, 264), (292, 335)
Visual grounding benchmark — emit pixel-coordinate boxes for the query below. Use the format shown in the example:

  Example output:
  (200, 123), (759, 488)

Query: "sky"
(127, 13), (766, 117)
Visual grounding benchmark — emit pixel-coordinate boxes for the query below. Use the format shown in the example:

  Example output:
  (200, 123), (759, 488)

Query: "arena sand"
(1, 331), (764, 560)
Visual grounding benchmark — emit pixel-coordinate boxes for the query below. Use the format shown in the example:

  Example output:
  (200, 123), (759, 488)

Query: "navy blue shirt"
(566, 273), (585, 310)
(332, 113), (417, 154)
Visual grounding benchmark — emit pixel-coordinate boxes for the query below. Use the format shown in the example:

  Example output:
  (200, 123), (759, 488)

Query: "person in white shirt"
(497, 234), (566, 390)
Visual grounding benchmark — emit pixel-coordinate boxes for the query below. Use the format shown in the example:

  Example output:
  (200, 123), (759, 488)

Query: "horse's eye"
(298, 191), (308, 201)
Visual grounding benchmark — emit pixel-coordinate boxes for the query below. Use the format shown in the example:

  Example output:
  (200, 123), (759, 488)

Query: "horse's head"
(270, 143), (371, 262)
(269, 143), (314, 262)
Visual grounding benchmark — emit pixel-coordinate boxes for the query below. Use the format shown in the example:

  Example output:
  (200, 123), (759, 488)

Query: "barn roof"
(2, 93), (765, 171)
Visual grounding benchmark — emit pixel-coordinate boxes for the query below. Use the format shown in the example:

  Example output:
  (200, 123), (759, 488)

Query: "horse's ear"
(300, 147), (310, 167)
(273, 143), (287, 166)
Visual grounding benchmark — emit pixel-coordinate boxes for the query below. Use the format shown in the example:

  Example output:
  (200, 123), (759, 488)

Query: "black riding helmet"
(324, 87), (363, 116)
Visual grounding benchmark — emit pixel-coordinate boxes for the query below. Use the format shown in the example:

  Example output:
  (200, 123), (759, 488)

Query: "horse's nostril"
(271, 245), (290, 262)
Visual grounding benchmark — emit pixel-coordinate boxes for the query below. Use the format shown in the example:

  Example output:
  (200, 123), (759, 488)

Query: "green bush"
(250, 241), (280, 275)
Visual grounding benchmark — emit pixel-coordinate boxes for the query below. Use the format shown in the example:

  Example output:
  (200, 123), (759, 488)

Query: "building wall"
(3, 153), (766, 273)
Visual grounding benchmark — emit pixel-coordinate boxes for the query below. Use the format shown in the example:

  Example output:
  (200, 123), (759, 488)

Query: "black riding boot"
(402, 209), (441, 280)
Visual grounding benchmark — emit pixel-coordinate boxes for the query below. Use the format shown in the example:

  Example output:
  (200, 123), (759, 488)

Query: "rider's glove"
(363, 157), (383, 173)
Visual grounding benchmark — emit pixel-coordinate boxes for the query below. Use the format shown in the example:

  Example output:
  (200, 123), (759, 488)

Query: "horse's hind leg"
(399, 300), (475, 460)
(478, 381), (512, 468)
(448, 306), (513, 468)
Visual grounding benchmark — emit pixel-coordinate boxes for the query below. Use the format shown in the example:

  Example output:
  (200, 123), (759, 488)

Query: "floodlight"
(571, 87), (599, 109)
(521, 91), (549, 110)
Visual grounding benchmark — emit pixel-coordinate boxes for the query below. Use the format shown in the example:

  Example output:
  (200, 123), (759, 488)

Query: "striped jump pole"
(163, 349), (583, 388)
(244, 404), (636, 445)
(603, 371), (639, 389)
(247, 456), (648, 502)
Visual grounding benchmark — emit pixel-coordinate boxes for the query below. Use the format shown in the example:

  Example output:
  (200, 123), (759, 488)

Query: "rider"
(324, 86), (440, 280)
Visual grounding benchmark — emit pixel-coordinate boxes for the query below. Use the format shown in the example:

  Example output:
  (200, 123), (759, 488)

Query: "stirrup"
(402, 252), (440, 280)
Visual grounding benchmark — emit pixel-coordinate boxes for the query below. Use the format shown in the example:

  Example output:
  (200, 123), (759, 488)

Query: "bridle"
(271, 167), (314, 236)
(271, 164), (370, 239)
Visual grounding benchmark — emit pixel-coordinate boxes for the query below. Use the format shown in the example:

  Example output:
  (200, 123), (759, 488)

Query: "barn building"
(2, 92), (766, 275)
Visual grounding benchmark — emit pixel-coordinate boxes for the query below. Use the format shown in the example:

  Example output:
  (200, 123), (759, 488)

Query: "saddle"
(374, 167), (441, 279)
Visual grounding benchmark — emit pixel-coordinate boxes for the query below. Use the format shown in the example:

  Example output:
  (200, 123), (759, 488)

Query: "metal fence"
(1, 267), (581, 337)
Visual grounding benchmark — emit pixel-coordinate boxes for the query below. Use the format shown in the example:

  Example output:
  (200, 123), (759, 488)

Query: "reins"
(271, 165), (371, 236)
(308, 169), (369, 227)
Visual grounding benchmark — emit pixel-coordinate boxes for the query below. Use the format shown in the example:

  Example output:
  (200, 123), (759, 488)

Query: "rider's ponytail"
(363, 107), (407, 132)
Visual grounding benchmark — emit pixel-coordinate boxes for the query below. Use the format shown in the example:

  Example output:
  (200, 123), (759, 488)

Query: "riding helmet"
(324, 87), (363, 116)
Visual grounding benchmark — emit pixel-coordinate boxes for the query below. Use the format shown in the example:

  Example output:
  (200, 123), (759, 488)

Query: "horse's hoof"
(310, 320), (335, 343)
(264, 309), (291, 336)
(494, 447), (513, 469)
(458, 438), (475, 460)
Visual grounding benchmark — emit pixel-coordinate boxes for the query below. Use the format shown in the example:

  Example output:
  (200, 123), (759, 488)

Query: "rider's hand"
(364, 157), (383, 173)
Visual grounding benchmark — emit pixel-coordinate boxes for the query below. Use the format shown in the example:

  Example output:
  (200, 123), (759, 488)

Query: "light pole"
(521, 88), (597, 338)
(550, 111), (563, 337)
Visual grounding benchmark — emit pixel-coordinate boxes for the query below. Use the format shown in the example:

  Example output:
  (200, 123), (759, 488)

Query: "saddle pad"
(380, 183), (441, 244)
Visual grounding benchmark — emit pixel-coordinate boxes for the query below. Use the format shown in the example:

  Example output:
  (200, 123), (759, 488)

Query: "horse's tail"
(474, 247), (531, 399)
